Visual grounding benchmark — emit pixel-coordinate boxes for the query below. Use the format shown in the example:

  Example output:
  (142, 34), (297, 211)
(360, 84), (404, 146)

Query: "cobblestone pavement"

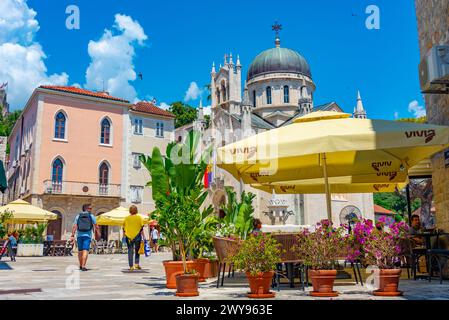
(1, 253), (448, 300)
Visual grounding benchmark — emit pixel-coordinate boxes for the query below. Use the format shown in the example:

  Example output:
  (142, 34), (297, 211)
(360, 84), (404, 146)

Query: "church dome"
(247, 47), (311, 81)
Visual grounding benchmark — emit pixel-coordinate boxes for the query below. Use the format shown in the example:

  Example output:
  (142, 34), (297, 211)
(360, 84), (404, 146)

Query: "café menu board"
(445, 148), (449, 168)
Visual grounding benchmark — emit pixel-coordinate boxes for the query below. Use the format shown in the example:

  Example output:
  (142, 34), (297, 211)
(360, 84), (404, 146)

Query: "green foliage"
(0, 110), (22, 154)
(220, 187), (256, 240)
(374, 192), (420, 218)
(0, 209), (13, 238)
(169, 101), (198, 128)
(396, 116), (427, 123)
(191, 214), (219, 259)
(230, 234), (281, 276)
(18, 223), (47, 244)
(141, 130), (214, 271)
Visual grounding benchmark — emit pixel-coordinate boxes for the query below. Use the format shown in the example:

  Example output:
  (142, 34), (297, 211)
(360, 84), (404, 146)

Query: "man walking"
(150, 225), (159, 253)
(70, 204), (99, 271)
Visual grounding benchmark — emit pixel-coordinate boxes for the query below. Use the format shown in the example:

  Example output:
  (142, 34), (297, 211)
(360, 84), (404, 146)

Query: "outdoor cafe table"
(413, 232), (449, 279)
(43, 240), (71, 256)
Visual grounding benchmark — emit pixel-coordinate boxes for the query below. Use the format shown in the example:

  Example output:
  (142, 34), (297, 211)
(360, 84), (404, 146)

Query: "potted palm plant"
(229, 234), (281, 298)
(293, 219), (345, 297)
(141, 130), (214, 294)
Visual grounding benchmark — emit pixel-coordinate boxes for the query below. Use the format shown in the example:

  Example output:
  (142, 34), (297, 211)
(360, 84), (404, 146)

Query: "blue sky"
(1, 0), (424, 120)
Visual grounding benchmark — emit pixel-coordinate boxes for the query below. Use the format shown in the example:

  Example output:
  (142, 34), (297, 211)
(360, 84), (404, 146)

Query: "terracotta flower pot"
(246, 271), (276, 299)
(163, 260), (194, 289)
(192, 259), (208, 282)
(175, 273), (200, 297)
(309, 269), (339, 297)
(203, 259), (219, 278)
(373, 268), (403, 296)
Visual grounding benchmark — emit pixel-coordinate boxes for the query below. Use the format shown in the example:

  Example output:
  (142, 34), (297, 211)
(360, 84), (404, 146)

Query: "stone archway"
(47, 210), (63, 240)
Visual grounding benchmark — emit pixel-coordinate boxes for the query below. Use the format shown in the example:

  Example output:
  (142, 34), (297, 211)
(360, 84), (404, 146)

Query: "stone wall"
(415, 0), (449, 232)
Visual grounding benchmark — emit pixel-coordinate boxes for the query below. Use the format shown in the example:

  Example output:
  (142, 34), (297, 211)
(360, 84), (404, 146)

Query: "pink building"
(7, 86), (129, 239)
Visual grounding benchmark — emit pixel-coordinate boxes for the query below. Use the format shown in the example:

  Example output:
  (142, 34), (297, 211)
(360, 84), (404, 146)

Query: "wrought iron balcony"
(43, 180), (121, 197)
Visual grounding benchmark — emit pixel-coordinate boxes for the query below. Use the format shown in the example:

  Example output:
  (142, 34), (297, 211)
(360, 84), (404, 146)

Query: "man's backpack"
(77, 212), (93, 232)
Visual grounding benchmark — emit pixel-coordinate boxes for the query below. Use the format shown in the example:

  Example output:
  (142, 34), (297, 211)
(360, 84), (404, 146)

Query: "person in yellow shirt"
(123, 205), (145, 271)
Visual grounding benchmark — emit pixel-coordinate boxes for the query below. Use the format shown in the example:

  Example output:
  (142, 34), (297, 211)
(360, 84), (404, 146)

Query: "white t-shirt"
(151, 229), (159, 240)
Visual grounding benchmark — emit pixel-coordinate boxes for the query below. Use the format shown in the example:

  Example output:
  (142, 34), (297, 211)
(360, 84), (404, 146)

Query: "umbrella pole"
(321, 153), (332, 222)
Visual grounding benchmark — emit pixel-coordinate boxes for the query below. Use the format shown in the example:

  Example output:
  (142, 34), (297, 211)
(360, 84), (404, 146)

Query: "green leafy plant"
(19, 223), (47, 244)
(293, 219), (346, 270)
(0, 209), (13, 238)
(229, 234), (281, 276)
(141, 130), (214, 273)
(219, 187), (256, 240)
(191, 214), (219, 259)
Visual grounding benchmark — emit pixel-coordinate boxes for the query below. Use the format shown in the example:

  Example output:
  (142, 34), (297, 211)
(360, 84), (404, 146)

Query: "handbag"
(138, 240), (145, 255)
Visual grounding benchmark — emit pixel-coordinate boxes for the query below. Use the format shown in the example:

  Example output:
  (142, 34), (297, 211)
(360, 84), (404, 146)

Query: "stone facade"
(415, 0), (449, 232)
(122, 108), (175, 215)
(179, 35), (375, 226)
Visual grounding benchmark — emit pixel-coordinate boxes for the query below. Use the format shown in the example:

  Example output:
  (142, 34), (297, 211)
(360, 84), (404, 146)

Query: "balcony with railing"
(43, 180), (121, 197)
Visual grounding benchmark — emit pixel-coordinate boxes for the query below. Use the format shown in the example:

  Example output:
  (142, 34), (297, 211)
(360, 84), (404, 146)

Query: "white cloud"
(184, 81), (203, 102)
(0, 0), (68, 109)
(0, 0), (39, 44)
(202, 105), (212, 116)
(408, 100), (426, 118)
(85, 14), (147, 102)
(159, 102), (171, 110)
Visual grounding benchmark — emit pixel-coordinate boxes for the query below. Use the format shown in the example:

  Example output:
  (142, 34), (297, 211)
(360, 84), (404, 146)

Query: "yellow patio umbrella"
(251, 181), (407, 194)
(217, 111), (449, 220)
(0, 199), (58, 224)
(96, 206), (151, 226)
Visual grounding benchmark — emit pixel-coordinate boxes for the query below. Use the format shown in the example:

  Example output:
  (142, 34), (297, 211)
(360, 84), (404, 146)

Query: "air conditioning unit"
(419, 45), (449, 94)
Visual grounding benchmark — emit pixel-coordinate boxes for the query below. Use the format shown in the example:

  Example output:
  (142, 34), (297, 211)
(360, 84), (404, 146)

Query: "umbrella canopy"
(218, 111), (449, 183)
(96, 206), (151, 226)
(252, 181), (407, 194)
(0, 199), (58, 224)
(217, 111), (449, 220)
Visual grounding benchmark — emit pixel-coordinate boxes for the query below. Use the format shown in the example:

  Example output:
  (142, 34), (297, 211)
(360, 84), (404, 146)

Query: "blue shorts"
(77, 237), (92, 251)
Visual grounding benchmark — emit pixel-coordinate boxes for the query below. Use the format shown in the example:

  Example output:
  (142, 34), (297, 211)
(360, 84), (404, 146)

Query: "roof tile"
(39, 85), (129, 103)
(131, 101), (175, 118)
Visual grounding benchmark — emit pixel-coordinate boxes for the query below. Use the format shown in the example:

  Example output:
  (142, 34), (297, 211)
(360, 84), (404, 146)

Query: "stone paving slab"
(1, 253), (449, 300)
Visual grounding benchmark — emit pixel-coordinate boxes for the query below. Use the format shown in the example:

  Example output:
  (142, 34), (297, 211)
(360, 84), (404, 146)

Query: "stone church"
(180, 28), (375, 226)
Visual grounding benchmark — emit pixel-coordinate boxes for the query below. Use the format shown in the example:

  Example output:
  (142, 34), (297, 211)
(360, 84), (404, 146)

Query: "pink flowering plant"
(229, 234), (282, 276)
(346, 218), (410, 269)
(293, 219), (346, 270)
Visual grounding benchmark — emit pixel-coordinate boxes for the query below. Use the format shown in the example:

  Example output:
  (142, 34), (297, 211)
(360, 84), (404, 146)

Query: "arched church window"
(252, 90), (256, 108)
(283, 86), (289, 103)
(266, 87), (272, 105)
